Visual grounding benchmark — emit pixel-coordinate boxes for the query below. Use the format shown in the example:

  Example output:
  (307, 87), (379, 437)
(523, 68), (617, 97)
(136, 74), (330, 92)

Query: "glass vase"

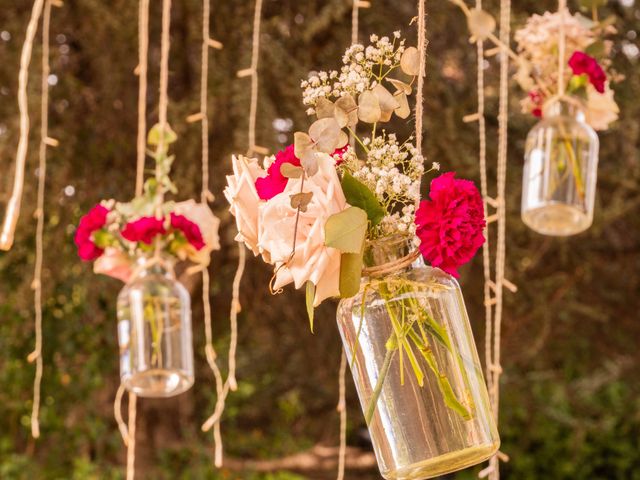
(336, 236), (499, 480)
(521, 100), (599, 236)
(116, 256), (194, 397)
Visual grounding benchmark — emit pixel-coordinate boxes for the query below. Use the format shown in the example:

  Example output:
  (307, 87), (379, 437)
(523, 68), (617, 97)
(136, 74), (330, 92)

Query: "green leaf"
(567, 74), (588, 94)
(147, 123), (177, 146)
(578, 0), (606, 10)
(339, 250), (363, 298)
(92, 229), (114, 248)
(341, 172), (385, 226)
(325, 206), (368, 253)
(585, 40), (605, 58)
(306, 281), (315, 333)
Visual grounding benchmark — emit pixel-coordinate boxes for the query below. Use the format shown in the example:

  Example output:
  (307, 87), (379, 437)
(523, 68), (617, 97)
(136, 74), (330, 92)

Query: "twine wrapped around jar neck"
(542, 94), (586, 122)
(128, 254), (176, 283)
(361, 235), (422, 278)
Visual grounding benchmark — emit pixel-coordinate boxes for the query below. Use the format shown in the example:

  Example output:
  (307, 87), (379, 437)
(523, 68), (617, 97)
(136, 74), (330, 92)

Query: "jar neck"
(132, 255), (176, 279)
(543, 98), (586, 123)
(362, 235), (422, 279)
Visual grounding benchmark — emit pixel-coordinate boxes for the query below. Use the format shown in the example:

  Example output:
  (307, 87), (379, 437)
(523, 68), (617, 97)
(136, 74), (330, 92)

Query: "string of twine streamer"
(336, 351), (348, 480)
(486, 1), (510, 479)
(29, 0), (52, 440)
(135, 0), (149, 196)
(557, 0), (567, 97)
(247, 0), (264, 155)
(361, 249), (420, 278)
(126, 392), (137, 480)
(0, 0), (45, 251)
(414, 0), (427, 210)
(474, 0), (495, 411)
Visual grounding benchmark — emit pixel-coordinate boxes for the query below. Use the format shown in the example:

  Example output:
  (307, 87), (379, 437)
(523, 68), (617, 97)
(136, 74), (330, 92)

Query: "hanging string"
(28, 0), (52, 440)
(156, 0), (172, 195)
(114, 384), (130, 445)
(336, 351), (348, 480)
(413, 0), (427, 197)
(557, 0), (567, 97)
(0, 0), (45, 251)
(485, 1), (511, 479)
(247, 0), (264, 156)
(126, 392), (137, 480)
(135, 0), (149, 196)
(351, 0), (359, 45)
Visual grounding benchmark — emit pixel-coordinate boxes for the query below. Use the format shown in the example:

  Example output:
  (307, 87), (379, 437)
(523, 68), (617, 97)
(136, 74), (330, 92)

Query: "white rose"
(258, 153), (347, 306)
(224, 155), (269, 259)
(585, 83), (619, 131)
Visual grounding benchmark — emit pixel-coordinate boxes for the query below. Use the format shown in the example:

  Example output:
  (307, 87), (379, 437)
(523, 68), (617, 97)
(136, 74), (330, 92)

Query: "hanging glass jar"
(116, 256), (194, 397)
(521, 99), (599, 236)
(336, 236), (499, 480)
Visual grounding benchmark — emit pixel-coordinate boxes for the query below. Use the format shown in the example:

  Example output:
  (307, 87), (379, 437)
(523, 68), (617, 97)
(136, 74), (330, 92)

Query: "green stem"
(346, 126), (369, 153)
(365, 347), (395, 425)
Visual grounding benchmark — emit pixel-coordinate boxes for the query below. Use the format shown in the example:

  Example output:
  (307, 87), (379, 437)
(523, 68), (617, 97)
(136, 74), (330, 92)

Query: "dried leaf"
(337, 131), (349, 149)
(373, 84), (399, 123)
(315, 97), (335, 119)
(467, 8), (496, 42)
(394, 91), (410, 119)
(306, 281), (316, 331)
(301, 150), (319, 176)
(309, 118), (341, 153)
(280, 163), (304, 179)
(339, 250), (363, 298)
(294, 131), (314, 159)
(290, 191), (314, 212)
(335, 95), (359, 127)
(400, 47), (420, 76)
(333, 105), (349, 128)
(358, 90), (381, 123)
(387, 78), (412, 95)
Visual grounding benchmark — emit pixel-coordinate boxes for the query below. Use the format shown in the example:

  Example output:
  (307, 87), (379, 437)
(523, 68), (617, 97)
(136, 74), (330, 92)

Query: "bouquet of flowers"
(75, 125), (220, 280)
(225, 31), (485, 321)
(514, 8), (620, 130)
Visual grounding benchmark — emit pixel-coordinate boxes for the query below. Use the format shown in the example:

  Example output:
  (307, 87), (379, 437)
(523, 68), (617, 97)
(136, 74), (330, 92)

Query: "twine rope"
(486, 1), (510, 478)
(361, 249), (421, 278)
(126, 392), (137, 480)
(29, 0), (52, 440)
(414, 0), (427, 209)
(135, 0), (149, 196)
(114, 384), (129, 445)
(557, 0), (567, 97)
(336, 351), (348, 480)
(0, 0), (45, 251)
(247, 0), (264, 155)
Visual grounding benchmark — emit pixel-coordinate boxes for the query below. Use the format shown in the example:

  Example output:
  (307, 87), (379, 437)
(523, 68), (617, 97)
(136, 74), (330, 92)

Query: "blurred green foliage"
(0, 0), (639, 479)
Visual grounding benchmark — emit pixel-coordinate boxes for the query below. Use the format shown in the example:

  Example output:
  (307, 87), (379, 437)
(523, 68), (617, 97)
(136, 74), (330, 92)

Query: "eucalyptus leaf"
(335, 95), (359, 127)
(467, 8), (496, 41)
(387, 78), (412, 95)
(290, 191), (313, 212)
(309, 118), (341, 153)
(280, 163), (304, 179)
(306, 281), (316, 332)
(400, 47), (420, 76)
(357, 90), (381, 123)
(394, 91), (410, 119)
(301, 150), (319, 176)
(373, 84), (399, 122)
(585, 40), (605, 58)
(294, 132), (314, 159)
(315, 97), (335, 119)
(325, 206), (368, 253)
(339, 250), (363, 298)
(341, 172), (385, 226)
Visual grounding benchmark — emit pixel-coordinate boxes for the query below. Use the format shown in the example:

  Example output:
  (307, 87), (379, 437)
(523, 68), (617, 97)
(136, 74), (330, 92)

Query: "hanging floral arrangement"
(75, 125), (220, 397)
(514, 8), (621, 236)
(225, 32), (499, 479)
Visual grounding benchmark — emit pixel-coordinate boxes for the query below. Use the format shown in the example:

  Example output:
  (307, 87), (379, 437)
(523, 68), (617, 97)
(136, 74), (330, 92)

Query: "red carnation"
(74, 204), (109, 261)
(332, 144), (349, 165)
(255, 145), (302, 200)
(529, 90), (544, 118)
(415, 172), (486, 278)
(170, 213), (205, 250)
(121, 216), (166, 245)
(568, 51), (606, 94)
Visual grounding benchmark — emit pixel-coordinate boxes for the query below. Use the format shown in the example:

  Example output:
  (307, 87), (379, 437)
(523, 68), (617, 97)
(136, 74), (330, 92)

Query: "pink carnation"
(75, 204), (109, 261)
(170, 213), (205, 250)
(568, 51), (606, 94)
(121, 216), (166, 245)
(415, 172), (485, 278)
(255, 145), (301, 200)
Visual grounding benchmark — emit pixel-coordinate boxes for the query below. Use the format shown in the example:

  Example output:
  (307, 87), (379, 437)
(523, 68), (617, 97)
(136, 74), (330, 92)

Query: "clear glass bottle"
(116, 256), (194, 397)
(521, 99), (599, 236)
(336, 236), (499, 480)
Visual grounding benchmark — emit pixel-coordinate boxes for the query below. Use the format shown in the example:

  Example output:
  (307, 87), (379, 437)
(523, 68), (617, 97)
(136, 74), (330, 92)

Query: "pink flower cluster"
(74, 204), (109, 261)
(569, 51), (606, 93)
(415, 172), (486, 278)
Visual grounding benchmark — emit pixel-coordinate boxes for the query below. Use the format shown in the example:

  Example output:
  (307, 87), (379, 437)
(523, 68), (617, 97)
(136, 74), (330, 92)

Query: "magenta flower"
(170, 213), (205, 250)
(255, 145), (302, 200)
(74, 204), (109, 261)
(568, 51), (606, 94)
(121, 216), (166, 245)
(415, 172), (485, 277)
